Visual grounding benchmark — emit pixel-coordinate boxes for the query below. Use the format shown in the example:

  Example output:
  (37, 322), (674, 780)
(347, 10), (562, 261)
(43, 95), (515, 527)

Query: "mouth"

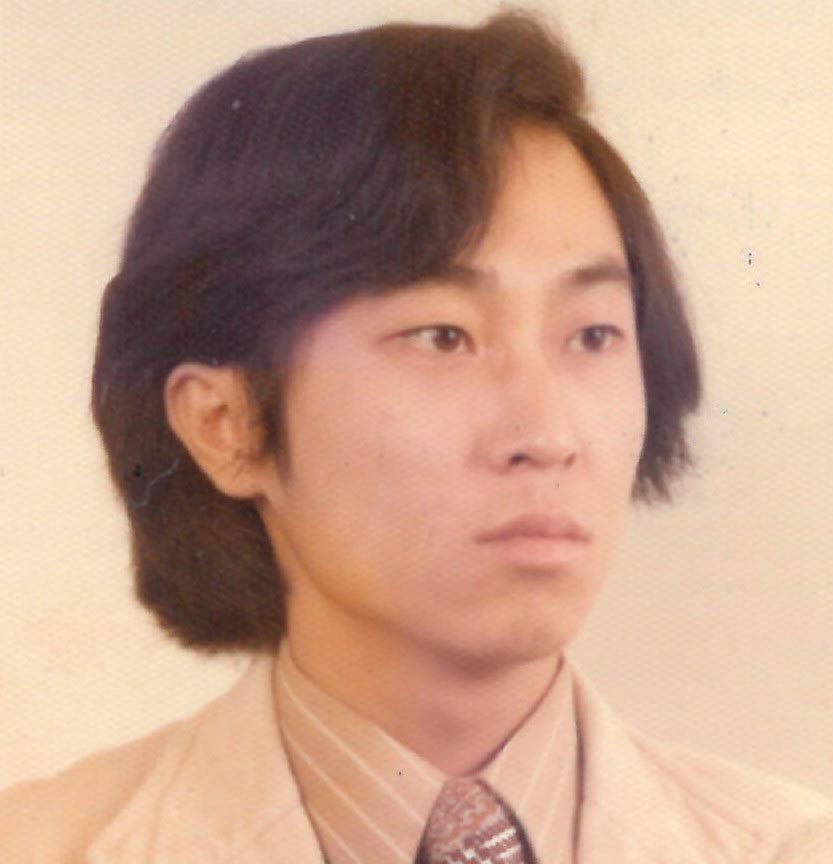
(475, 513), (590, 568)
(476, 513), (590, 544)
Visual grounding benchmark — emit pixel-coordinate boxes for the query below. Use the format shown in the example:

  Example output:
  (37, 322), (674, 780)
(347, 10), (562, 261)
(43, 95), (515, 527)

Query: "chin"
(509, 592), (594, 656)
(505, 620), (578, 661)
(436, 616), (578, 674)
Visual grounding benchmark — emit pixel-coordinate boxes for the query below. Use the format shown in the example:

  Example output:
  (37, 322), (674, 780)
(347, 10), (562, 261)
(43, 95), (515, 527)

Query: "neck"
(285, 605), (562, 777)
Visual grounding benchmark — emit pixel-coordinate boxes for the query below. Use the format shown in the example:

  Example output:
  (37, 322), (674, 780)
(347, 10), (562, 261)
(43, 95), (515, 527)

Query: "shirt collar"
(274, 643), (579, 864)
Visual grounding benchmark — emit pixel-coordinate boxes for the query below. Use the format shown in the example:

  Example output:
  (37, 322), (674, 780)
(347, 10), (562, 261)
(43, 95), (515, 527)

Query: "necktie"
(418, 777), (529, 863)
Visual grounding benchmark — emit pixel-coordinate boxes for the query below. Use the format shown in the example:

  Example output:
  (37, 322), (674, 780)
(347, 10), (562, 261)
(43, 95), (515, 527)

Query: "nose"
(478, 347), (579, 474)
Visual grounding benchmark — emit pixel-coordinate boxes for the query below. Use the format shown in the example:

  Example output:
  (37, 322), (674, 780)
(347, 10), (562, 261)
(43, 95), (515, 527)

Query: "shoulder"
(767, 816), (833, 863)
(569, 663), (833, 862)
(0, 655), (299, 864)
(0, 719), (186, 864)
(630, 729), (833, 858)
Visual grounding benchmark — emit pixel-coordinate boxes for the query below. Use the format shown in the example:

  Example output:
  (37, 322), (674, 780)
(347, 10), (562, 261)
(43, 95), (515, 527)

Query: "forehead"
(376, 127), (631, 307)
(469, 125), (626, 268)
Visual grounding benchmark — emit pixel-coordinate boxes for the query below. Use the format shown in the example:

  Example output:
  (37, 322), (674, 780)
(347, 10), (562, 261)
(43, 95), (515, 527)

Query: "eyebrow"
(434, 256), (633, 295)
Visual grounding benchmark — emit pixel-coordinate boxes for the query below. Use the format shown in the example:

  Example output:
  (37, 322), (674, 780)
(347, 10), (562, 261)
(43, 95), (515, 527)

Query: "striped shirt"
(273, 643), (579, 864)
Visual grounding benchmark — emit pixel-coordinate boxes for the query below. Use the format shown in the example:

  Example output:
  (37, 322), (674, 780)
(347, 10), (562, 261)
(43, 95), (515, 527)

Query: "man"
(2, 12), (831, 863)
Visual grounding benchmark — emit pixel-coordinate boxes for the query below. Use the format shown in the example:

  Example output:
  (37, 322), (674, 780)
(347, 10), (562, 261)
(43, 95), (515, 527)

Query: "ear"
(164, 363), (277, 500)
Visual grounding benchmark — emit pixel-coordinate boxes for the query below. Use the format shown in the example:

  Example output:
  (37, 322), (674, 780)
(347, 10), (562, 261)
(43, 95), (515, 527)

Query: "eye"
(568, 325), (623, 353)
(403, 325), (470, 353)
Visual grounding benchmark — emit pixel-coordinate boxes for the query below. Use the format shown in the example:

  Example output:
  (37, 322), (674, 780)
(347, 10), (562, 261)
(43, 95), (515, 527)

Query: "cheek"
(583, 365), (646, 481)
(626, 369), (648, 463)
(616, 387), (647, 465)
(290, 368), (467, 525)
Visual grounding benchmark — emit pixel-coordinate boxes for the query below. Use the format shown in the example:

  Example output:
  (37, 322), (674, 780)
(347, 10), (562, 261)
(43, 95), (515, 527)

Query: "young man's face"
(258, 125), (646, 669)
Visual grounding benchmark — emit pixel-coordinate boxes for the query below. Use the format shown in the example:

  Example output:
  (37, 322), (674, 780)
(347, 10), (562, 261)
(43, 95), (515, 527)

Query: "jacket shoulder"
(768, 816), (833, 863)
(0, 720), (184, 864)
(634, 730), (832, 819)
(630, 729), (833, 856)
(569, 664), (832, 862)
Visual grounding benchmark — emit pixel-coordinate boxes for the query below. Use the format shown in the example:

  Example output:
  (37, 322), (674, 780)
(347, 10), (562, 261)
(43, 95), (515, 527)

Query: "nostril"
(504, 440), (577, 471)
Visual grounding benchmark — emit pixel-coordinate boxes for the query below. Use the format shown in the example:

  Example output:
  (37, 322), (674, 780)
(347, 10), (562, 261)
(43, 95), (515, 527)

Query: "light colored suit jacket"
(2, 655), (831, 863)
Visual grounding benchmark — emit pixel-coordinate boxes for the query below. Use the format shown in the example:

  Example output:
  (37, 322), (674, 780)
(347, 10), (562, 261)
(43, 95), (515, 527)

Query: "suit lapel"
(569, 663), (707, 864)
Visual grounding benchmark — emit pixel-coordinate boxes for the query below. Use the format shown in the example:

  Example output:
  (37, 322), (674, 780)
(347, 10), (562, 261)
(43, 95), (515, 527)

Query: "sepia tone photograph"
(2, 2), (832, 861)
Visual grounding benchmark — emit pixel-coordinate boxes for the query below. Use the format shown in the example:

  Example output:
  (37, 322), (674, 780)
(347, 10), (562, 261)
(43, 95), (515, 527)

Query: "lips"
(474, 513), (591, 569)
(476, 513), (590, 544)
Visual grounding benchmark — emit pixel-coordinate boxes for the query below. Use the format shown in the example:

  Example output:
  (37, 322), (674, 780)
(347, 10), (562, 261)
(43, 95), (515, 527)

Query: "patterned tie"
(418, 777), (530, 864)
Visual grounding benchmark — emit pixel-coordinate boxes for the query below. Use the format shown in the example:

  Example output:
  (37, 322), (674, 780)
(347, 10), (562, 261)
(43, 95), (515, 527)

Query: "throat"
(393, 655), (562, 776)
(285, 617), (562, 777)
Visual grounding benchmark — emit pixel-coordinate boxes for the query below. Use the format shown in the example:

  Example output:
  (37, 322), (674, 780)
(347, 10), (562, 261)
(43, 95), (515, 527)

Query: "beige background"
(2, 1), (831, 796)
